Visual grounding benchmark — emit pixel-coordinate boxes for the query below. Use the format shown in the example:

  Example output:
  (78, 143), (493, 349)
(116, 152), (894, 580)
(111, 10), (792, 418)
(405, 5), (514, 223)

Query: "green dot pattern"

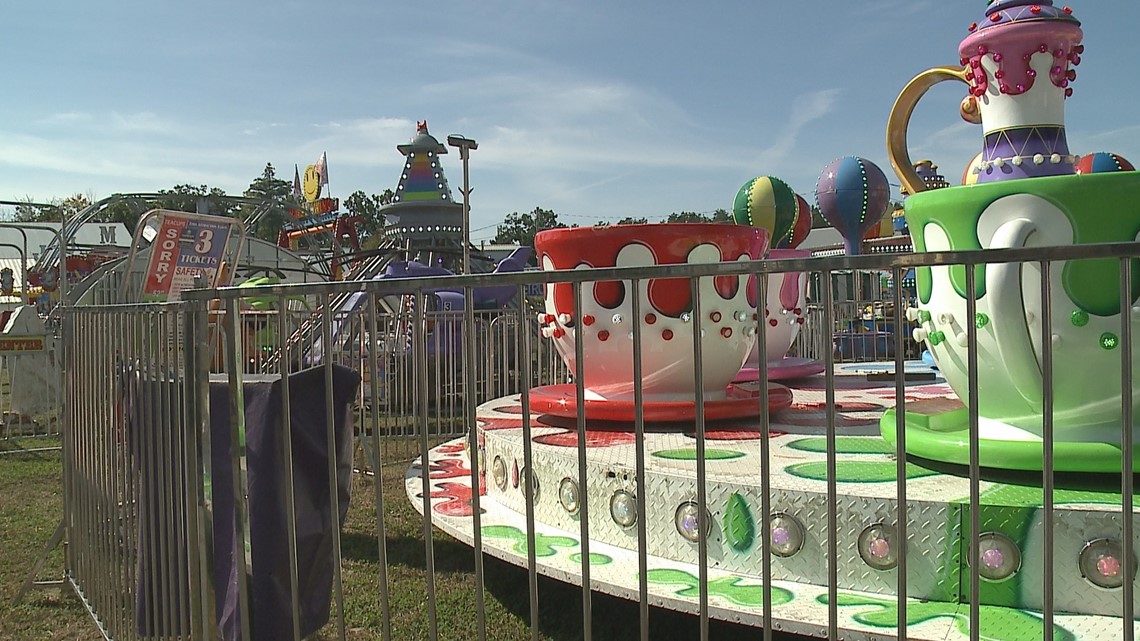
(1100, 332), (1120, 350)
(1071, 310), (1089, 327)
(975, 312), (990, 329)
(651, 448), (746, 461)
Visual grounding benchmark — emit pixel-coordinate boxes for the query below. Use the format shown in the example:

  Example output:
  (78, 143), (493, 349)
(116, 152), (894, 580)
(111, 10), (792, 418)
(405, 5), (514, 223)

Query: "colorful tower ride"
(379, 121), (468, 267)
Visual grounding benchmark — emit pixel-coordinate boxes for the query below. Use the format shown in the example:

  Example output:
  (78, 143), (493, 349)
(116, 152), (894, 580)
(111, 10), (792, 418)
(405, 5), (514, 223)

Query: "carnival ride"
(404, 2), (1140, 639)
(24, 123), (526, 379)
(252, 123), (540, 383)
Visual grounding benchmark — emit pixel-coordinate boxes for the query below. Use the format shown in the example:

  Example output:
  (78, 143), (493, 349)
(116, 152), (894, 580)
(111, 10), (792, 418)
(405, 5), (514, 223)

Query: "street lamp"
(447, 134), (478, 274)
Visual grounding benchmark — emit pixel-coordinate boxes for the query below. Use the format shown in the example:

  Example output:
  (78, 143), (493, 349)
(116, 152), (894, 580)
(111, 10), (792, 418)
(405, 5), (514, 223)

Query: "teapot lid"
(974, 0), (1080, 35)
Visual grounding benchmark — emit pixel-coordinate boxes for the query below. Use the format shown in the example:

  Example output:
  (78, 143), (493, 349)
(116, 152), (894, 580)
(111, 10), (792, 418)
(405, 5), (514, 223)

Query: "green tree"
(493, 207), (569, 247)
(665, 209), (731, 223)
(344, 188), (395, 240)
(242, 163), (293, 241)
(92, 185), (239, 234)
(11, 193), (92, 224)
(154, 184), (236, 217)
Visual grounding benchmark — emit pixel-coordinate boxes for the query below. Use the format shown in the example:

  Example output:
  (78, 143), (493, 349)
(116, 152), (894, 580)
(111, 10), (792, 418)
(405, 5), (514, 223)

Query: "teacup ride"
(884, 0), (1140, 473)
(733, 248), (826, 383)
(528, 223), (790, 420)
(406, 220), (1112, 639)
(407, 3), (1139, 639)
(730, 178), (825, 383)
(876, 0), (1140, 633)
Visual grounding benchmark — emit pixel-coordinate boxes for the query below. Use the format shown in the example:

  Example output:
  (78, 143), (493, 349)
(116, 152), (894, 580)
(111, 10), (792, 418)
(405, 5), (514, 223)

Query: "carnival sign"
(0, 336), (45, 353)
(141, 213), (238, 302)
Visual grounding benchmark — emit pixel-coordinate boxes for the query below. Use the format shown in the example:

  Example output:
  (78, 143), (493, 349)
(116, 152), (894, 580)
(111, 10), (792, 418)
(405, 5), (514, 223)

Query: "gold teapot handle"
(886, 66), (971, 196)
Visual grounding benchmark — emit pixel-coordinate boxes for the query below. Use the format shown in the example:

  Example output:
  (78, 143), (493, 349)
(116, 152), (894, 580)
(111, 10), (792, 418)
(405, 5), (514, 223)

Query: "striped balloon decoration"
(814, 156), (891, 255)
(732, 176), (798, 249)
(1075, 152), (1135, 175)
(775, 193), (813, 249)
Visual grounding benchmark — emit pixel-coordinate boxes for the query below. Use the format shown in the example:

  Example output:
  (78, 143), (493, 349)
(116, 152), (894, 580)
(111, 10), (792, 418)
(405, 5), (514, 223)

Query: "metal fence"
(53, 243), (1140, 641)
(0, 314), (62, 443)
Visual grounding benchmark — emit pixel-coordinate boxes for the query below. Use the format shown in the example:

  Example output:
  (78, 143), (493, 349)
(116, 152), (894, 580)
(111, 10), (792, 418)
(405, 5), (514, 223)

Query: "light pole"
(447, 134), (478, 274)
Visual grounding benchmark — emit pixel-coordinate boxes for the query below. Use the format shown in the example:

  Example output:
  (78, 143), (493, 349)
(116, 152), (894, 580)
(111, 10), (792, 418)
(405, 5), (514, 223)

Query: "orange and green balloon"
(732, 176), (798, 247)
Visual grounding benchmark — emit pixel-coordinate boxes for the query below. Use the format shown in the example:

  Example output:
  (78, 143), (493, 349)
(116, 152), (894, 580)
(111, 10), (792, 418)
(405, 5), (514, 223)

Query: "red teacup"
(535, 223), (769, 401)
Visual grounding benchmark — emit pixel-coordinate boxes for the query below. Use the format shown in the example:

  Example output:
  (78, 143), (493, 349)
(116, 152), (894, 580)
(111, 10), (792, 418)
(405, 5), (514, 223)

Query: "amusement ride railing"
(51, 242), (1140, 641)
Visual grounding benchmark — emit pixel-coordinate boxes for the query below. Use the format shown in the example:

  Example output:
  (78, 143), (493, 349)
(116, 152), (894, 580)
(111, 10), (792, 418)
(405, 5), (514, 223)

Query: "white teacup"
(534, 223), (769, 402)
(745, 248), (810, 366)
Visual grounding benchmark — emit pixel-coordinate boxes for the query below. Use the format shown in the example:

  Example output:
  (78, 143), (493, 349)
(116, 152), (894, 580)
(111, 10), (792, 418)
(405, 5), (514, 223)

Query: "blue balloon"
(815, 157), (891, 255)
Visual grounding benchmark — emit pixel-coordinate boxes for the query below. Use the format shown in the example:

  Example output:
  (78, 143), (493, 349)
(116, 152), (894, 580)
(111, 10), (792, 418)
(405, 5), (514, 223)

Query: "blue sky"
(3, 0), (1137, 241)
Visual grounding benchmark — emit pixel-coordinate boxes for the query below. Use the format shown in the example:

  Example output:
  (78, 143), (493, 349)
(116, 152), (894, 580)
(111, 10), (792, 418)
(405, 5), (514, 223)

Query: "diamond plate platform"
(407, 363), (1140, 640)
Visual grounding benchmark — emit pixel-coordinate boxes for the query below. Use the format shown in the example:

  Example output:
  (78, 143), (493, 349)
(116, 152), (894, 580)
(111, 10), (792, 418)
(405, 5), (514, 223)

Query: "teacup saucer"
(527, 382), (793, 423)
(733, 357), (826, 383)
(881, 398), (1140, 473)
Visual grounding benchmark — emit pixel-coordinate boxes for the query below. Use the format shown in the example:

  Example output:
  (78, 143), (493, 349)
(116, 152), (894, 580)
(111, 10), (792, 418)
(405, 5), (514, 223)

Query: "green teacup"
(905, 172), (1140, 445)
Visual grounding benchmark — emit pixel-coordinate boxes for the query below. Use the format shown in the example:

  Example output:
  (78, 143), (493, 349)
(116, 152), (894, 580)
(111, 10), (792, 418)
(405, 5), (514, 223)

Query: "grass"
(0, 437), (93, 640)
(0, 434), (804, 641)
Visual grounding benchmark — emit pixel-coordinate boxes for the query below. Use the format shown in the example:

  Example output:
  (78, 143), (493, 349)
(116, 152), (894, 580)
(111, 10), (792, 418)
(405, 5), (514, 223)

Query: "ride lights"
(462, 438), (485, 473)
(858, 522), (899, 570)
(519, 466), (540, 501)
(610, 490), (638, 529)
(1079, 538), (1136, 589)
(768, 512), (806, 557)
(674, 501), (710, 543)
(970, 532), (1021, 582)
(491, 456), (508, 491)
(559, 478), (580, 515)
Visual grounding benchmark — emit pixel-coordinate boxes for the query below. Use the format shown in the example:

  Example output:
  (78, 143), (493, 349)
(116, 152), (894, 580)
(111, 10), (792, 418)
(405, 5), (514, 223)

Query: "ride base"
(407, 363), (1139, 640)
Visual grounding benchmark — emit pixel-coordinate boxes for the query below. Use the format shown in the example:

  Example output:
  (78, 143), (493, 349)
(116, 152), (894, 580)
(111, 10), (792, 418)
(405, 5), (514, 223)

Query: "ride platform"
(407, 363), (1139, 640)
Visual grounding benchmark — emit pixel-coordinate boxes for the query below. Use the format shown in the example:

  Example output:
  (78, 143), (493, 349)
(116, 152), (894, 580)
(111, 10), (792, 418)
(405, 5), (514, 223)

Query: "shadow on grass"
(341, 531), (479, 575)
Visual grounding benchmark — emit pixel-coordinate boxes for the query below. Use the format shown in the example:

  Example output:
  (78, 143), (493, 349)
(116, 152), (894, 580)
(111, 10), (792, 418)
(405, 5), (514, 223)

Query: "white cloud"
(744, 89), (842, 168)
(35, 112), (93, 126)
(109, 111), (178, 134)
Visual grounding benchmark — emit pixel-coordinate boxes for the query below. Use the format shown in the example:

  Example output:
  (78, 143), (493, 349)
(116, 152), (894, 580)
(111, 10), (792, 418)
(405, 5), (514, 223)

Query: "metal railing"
(0, 314), (62, 444)
(52, 242), (1140, 641)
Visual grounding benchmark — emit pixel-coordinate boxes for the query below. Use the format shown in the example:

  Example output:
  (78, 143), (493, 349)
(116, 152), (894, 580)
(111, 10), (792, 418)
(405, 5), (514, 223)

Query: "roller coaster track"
(32, 192), (297, 274)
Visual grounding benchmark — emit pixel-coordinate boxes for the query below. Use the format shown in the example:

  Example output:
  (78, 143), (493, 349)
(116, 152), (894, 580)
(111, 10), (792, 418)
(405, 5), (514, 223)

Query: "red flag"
(293, 164), (302, 198)
(315, 152), (329, 187)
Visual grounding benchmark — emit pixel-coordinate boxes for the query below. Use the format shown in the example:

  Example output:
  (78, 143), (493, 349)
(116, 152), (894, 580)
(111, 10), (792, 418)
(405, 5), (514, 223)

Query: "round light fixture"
(674, 501), (708, 543)
(559, 478), (580, 515)
(858, 522), (899, 571)
(970, 532), (1021, 582)
(519, 466), (539, 501)
(610, 490), (637, 529)
(769, 512), (806, 558)
(1080, 538), (1135, 590)
(491, 456), (507, 491)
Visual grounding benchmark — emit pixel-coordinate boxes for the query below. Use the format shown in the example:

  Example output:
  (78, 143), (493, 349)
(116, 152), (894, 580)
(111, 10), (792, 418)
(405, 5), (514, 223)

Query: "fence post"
(183, 292), (220, 640)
